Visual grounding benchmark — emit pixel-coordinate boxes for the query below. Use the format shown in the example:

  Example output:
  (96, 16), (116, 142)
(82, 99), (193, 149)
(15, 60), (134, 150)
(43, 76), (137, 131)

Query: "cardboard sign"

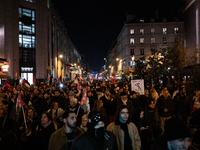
(131, 79), (144, 95)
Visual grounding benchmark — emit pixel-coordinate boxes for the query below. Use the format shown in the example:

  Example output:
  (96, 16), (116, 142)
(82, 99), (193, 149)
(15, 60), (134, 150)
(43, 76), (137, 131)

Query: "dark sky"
(52, 0), (183, 71)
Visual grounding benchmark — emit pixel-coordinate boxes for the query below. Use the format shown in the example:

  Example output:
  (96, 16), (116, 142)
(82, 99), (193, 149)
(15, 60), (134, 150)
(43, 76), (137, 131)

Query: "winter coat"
(48, 126), (84, 150)
(156, 95), (174, 117)
(35, 122), (57, 150)
(71, 131), (118, 150)
(107, 122), (141, 150)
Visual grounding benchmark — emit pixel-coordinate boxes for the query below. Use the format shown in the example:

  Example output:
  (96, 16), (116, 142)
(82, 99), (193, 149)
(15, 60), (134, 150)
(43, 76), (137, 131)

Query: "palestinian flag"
(46, 75), (52, 85)
(70, 68), (78, 72)
(4, 79), (13, 91)
(33, 74), (36, 88)
(22, 79), (30, 89)
(80, 88), (87, 112)
(58, 75), (61, 84)
(66, 64), (72, 69)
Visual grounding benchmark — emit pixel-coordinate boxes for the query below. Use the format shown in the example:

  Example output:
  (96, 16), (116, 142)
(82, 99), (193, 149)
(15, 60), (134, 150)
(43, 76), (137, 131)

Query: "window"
(140, 19), (144, 23)
(130, 49), (134, 55)
(19, 21), (35, 34)
(151, 38), (155, 44)
(174, 27), (179, 33)
(130, 29), (134, 34)
(140, 49), (144, 55)
(130, 38), (134, 45)
(19, 7), (35, 21)
(140, 29), (144, 35)
(163, 28), (167, 34)
(140, 38), (144, 44)
(24, 0), (36, 3)
(163, 37), (167, 44)
(151, 28), (155, 34)
(19, 34), (35, 48)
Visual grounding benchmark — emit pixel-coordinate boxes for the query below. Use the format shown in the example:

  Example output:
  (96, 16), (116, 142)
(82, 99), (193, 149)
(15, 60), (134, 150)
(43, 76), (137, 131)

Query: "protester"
(49, 110), (83, 150)
(35, 111), (57, 150)
(153, 117), (191, 150)
(107, 105), (141, 150)
(71, 110), (118, 150)
(80, 114), (88, 131)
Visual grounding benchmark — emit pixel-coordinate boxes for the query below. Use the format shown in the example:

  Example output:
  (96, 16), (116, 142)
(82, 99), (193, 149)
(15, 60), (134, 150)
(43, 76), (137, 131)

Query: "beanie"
(164, 117), (191, 141)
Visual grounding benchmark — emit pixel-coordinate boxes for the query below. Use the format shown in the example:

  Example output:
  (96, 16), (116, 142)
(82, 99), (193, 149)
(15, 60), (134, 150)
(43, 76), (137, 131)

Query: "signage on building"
(2, 65), (9, 72)
(131, 79), (144, 95)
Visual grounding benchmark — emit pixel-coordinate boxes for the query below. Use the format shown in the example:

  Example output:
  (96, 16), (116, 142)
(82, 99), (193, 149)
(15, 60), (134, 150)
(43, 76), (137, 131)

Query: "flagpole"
(21, 106), (27, 128)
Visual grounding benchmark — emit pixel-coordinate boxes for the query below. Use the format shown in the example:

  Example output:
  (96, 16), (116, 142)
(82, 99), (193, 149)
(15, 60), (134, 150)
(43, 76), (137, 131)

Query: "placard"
(131, 79), (144, 95)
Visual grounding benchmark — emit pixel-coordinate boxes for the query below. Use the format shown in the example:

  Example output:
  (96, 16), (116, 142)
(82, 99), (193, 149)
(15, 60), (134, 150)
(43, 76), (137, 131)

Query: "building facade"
(0, 0), (86, 84)
(104, 16), (184, 77)
(184, 0), (200, 63)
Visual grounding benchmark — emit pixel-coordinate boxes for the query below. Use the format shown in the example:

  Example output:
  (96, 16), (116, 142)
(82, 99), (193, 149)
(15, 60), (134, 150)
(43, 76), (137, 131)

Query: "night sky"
(52, 0), (183, 71)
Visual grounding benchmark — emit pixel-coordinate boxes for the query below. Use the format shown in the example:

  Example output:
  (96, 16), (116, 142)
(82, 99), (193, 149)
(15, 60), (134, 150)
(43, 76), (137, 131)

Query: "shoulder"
(51, 126), (64, 137)
(74, 127), (84, 134)
(128, 122), (138, 129)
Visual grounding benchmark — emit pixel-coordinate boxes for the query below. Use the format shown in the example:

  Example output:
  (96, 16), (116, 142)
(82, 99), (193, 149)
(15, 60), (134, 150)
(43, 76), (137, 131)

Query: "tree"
(167, 39), (186, 86)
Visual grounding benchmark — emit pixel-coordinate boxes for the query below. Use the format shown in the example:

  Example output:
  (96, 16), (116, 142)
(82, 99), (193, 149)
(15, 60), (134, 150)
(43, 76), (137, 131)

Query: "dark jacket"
(49, 126), (84, 150)
(174, 93), (191, 122)
(35, 122), (57, 150)
(153, 135), (168, 150)
(71, 131), (118, 150)
(156, 96), (174, 117)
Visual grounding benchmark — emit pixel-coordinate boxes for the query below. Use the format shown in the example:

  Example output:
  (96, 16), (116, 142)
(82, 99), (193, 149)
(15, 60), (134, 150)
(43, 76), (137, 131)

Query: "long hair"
(25, 107), (37, 119)
(51, 101), (59, 109)
(41, 111), (52, 121)
(93, 100), (102, 112)
(115, 105), (131, 125)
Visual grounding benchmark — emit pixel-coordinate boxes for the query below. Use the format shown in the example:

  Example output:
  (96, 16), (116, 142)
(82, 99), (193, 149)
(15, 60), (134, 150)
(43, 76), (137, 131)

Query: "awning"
(0, 72), (7, 79)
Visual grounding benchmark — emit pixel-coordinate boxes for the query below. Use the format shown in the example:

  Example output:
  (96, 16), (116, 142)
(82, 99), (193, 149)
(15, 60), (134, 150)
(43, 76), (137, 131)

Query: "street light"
(132, 56), (135, 61)
(59, 55), (63, 58)
(116, 58), (119, 61)
(74, 63), (76, 66)
(109, 66), (111, 68)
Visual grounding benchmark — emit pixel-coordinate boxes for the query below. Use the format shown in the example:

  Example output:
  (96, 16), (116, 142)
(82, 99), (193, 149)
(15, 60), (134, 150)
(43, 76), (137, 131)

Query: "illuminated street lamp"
(116, 58), (119, 61)
(132, 56), (135, 61)
(74, 63), (76, 66)
(109, 66), (111, 68)
(59, 55), (63, 58)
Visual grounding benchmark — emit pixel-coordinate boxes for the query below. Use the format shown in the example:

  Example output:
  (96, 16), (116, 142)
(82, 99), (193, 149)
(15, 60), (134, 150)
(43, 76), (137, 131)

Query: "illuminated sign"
(2, 65), (9, 72)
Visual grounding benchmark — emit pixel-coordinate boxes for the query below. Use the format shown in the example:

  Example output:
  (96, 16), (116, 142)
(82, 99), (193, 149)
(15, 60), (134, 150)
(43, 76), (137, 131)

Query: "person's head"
(51, 102), (59, 110)
(81, 114), (88, 127)
(87, 86), (91, 92)
(41, 111), (52, 125)
(25, 107), (37, 119)
(179, 87), (186, 95)
(115, 105), (130, 124)
(38, 92), (43, 98)
(96, 88), (102, 95)
(120, 92), (128, 101)
(87, 110), (105, 138)
(165, 117), (191, 150)
(63, 110), (77, 128)
(0, 100), (9, 117)
(131, 91), (137, 98)
(105, 89), (110, 95)
(93, 100), (103, 111)
(69, 98), (77, 107)
(147, 99), (156, 109)
(68, 91), (75, 100)
(134, 107), (145, 120)
(87, 91), (93, 97)
(54, 90), (60, 97)
(163, 90), (169, 99)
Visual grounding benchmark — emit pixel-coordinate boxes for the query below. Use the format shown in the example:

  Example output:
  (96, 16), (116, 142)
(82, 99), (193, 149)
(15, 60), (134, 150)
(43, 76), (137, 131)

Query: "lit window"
(151, 38), (155, 44)
(140, 38), (144, 44)
(163, 28), (167, 34)
(174, 27), (179, 33)
(140, 49), (144, 55)
(130, 49), (134, 55)
(24, 0), (36, 3)
(151, 28), (155, 34)
(130, 29), (134, 34)
(140, 29), (144, 35)
(163, 37), (167, 44)
(130, 38), (134, 45)
(140, 19), (144, 23)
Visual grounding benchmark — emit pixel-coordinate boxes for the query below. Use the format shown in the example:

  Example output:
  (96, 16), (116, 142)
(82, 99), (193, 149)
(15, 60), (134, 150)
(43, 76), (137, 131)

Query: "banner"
(131, 79), (145, 95)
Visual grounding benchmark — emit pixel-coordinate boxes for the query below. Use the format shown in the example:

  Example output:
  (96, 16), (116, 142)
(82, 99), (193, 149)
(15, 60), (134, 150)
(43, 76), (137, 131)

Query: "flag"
(4, 79), (13, 91)
(80, 88), (87, 112)
(22, 79), (30, 89)
(66, 64), (72, 69)
(111, 73), (115, 83)
(33, 75), (36, 88)
(17, 87), (23, 108)
(77, 81), (80, 90)
(46, 75), (52, 85)
(70, 68), (78, 72)
(58, 75), (61, 84)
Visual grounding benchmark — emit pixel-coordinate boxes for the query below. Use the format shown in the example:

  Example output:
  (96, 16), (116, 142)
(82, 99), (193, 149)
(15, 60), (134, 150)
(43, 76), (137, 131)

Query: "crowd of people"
(0, 78), (200, 150)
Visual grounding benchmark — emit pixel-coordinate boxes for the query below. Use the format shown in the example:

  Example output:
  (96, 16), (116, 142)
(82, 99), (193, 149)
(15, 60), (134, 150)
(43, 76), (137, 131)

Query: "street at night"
(0, 0), (200, 150)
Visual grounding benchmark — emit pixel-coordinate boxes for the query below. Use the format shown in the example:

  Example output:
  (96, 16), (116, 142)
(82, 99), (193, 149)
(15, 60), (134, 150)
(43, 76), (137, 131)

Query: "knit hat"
(164, 117), (191, 141)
